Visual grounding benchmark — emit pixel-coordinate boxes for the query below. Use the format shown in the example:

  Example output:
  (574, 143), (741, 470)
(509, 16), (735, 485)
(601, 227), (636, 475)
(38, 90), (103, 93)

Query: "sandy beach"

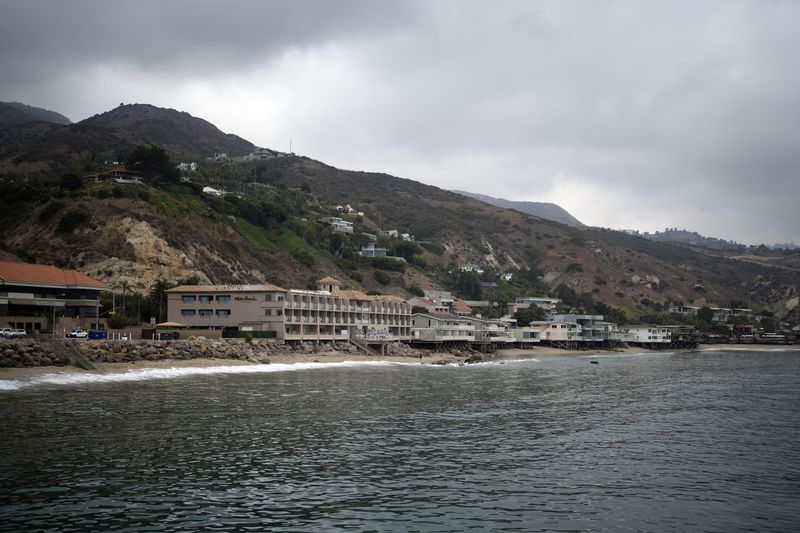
(0, 343), (796, 381)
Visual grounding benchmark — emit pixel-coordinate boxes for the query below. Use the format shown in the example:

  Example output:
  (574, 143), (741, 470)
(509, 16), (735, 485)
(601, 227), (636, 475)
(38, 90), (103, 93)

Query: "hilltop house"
(320, 217), (354, 234)
(423, 290), (455, 307)
(516, 296), (561, 313)
(408, 296), (450, 315)
(84, 166), (144, 185)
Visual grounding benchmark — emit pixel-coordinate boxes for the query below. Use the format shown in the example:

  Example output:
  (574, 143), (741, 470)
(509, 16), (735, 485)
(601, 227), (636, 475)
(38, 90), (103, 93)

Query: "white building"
(615, 326), (672, 344)
(411, 313), (475, 342)
(423, 290), (455, 307)
(408, 297), (449, 314)
(463, 316), (515, 344)
(533, 320), (582, 342)
(516, 296), (561, 312)
(320, 217), (354, 234)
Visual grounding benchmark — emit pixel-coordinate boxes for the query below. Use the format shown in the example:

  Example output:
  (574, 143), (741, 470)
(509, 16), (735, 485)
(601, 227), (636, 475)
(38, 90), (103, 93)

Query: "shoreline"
(1, 343), (797, 382)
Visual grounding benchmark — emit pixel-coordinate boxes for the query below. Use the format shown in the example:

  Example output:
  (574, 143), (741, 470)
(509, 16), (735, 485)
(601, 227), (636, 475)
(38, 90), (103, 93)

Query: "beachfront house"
(166, 279), (411, 343)
(533, 320), (582, 342)
(411, 313), (475, 343)
(0, 260), (108, 334)
(551, 314), (609, 342)
(614, 325), (672, 344)
(462, 316), (515, 344)
(512, 326), (542, 344)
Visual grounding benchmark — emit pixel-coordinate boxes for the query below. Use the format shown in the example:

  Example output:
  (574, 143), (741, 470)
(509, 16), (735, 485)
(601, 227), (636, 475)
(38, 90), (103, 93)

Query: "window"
(216, 309), (231, 318)
(181, 309), (196, 317)
(199, 295), (213, 304)
(181, 295), (196, 304)
(216, 295), (231, 304)
(199, 309), (213, 317)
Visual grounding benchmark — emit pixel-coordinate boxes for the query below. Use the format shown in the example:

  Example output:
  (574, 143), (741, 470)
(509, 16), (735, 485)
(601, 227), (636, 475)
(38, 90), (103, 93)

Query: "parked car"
(68, 329), (89, 338)
(8, 329), (26, 338)
(0, 328), (13, 339)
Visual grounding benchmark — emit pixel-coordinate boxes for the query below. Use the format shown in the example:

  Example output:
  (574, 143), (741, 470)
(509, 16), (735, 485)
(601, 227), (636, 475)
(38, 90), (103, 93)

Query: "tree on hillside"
(60, 172), (83, 191)
(450, 270), (482, 300)
(697, 306), (714, 324)
(514, 306), (546, 326)
(127, 144), (180, 183)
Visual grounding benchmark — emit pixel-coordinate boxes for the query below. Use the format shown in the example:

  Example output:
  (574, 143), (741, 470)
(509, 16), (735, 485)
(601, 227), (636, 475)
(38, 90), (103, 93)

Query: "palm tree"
(118, 280), (131, 317)
(149, 280), (174, 323)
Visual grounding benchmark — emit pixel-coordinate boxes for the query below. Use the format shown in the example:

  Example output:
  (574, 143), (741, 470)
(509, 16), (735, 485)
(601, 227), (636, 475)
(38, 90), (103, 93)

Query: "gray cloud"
(1, 0), (799, 244)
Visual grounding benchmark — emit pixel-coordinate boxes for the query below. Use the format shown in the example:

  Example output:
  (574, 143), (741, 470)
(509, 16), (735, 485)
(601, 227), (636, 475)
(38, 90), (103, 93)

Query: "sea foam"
(0, 360), (426, 392)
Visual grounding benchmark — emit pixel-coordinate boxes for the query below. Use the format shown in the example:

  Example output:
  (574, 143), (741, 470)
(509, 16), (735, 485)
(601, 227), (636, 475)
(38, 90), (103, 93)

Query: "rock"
(464, 354), (483, 364)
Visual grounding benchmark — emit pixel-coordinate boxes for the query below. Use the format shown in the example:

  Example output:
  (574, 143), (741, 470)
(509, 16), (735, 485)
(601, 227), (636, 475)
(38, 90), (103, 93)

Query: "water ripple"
(1, 350), (800, 531)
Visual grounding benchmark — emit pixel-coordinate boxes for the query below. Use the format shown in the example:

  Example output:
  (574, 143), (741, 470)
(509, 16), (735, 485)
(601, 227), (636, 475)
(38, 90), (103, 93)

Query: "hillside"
(0, 103), (254, 174)
(0, 103), (797, 321)
(0, 101), (72, 129)
(452, 190), (584, 227)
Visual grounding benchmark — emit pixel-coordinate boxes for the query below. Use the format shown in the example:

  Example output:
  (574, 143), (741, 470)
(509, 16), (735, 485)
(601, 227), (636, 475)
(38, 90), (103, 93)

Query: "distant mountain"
(80, 104), (255, 158)
(0, 102), (72, 129)
(627, 228), (746, 251)
(452, 190), (584, 227)
(0, 103), (256, 172)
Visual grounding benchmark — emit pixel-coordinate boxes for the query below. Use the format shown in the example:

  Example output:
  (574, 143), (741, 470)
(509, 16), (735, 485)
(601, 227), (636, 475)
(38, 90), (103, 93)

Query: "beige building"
(166, 278), (411, 343)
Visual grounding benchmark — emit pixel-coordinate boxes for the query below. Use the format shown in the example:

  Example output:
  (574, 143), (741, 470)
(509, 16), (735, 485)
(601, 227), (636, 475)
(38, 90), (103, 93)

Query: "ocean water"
(1, 349), (799, 532)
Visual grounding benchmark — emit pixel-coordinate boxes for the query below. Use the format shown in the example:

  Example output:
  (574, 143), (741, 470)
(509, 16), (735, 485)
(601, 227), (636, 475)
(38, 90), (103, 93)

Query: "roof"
(0, 261), (108, 289)
(167, 283), (285, 293)
(332, 289), (372, 301)
(413, 311), (462, 320)
(317, 276), (340, 284)
(372, 294), (406, 302)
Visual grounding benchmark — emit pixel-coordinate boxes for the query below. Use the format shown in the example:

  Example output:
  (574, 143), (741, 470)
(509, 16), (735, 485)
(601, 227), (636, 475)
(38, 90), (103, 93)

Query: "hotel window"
(181, 295), (196, 304)
(216, 309), (231, 318)
(199, 295), (213, 304)
(199, 309), (213, 317)
(264, 309), (272, 316)
(181, 309), (196, 317)
(216, 295), (231, 304)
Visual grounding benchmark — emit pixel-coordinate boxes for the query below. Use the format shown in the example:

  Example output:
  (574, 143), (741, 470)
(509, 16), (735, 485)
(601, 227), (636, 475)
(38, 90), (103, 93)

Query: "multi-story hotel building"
(166, 277), (411, 343)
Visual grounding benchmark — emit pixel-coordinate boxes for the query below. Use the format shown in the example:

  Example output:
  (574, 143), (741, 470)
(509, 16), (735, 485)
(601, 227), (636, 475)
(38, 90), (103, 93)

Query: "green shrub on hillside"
(39, 201), (65, 222)
(374, 270), (391, 285)
(371, 257), (405, 272)
(56, 210), (89, 234)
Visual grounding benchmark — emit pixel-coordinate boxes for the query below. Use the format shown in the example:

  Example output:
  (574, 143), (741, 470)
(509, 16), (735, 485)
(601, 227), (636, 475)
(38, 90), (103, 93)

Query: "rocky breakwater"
(0, 339), (70, 368)
(0, 337), (428, 368)
(75, 337), (273, 364)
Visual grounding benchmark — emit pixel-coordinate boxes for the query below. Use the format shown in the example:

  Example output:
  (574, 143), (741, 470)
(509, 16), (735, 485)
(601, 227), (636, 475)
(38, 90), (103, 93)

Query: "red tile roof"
(0, 261), (108, 288)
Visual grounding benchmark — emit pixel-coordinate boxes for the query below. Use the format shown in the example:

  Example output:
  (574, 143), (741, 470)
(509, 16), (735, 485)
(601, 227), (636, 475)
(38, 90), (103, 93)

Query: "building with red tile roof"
(0, 261), (108, 333)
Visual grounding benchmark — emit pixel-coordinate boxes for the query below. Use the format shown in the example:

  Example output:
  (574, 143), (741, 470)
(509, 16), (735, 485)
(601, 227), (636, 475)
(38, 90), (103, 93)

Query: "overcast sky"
(2, 0), (799, 245)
